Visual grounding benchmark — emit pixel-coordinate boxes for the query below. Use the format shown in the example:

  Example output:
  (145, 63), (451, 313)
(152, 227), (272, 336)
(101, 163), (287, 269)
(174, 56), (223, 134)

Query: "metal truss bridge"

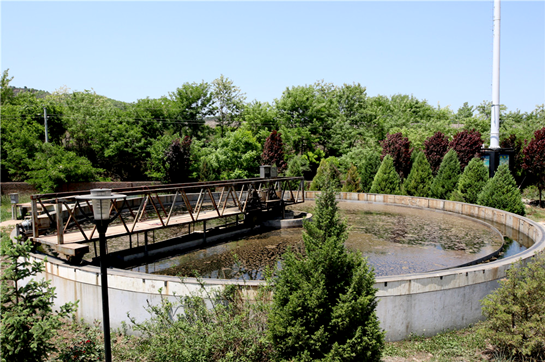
(25, 177), (305, 263)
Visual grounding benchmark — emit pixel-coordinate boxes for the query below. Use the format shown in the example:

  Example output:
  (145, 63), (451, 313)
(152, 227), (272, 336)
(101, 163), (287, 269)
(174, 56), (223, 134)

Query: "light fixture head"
(75, 189), (126, 221)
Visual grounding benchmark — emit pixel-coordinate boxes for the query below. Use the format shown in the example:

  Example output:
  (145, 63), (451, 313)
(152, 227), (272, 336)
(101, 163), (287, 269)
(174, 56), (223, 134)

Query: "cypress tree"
(430, 149), (461, 200)
(342, 164), (361, 192)
(268, 186), (384, 361)
(369, 155), (401, 195)
(450, 157), (489, 204)
(310, 157), (342, 191)
(477, 164), (526, 216)
(402, 151), (432, 197)
(359, 151), (381, 193)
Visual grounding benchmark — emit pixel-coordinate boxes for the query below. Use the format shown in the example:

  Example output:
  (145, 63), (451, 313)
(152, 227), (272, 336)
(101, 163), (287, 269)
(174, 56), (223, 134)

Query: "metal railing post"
(31, 198), (39, 238)
(56, 202), (64, 245)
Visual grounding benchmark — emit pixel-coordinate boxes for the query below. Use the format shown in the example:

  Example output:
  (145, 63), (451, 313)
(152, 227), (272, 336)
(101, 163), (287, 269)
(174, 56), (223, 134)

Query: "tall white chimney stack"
(490, 0), (501, 149)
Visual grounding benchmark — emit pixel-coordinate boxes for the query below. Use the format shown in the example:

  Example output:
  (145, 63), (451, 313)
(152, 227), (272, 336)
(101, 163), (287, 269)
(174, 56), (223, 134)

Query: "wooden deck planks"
(32, 207), (242, 247)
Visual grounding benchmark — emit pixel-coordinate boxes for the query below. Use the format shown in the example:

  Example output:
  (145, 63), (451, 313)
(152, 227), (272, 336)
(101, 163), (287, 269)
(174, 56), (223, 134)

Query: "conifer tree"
(430, 149), (461, 200)
(341, 164), (361, 192)
(369, 155), (401, 195)
(477, 164), (526, 216)
(1, 237), (77, 361)
(359, 151), (381, 193)
(268, 186), (384, 362)
(450, 157), (488, 204)
(309, 157), (342, 191)
(402, 151), (432, 197)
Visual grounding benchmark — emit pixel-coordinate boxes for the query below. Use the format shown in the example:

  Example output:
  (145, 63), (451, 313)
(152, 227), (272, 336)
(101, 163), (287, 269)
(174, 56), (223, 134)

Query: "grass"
(382, 324), (490, 362)
(0, 193), (32, 222)
(525, 203), (545, 223)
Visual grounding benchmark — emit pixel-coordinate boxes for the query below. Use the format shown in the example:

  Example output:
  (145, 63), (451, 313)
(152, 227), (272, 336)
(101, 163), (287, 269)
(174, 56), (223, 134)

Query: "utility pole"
(43, 106), (49, 143)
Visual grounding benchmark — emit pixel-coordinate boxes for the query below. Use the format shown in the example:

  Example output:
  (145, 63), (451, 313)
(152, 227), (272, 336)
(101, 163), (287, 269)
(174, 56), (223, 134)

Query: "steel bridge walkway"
(26, 177), (304, 263)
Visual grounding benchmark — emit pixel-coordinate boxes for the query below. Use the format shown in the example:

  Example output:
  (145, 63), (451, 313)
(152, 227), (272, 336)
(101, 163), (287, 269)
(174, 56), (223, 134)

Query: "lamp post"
(76, 189), (126, 362)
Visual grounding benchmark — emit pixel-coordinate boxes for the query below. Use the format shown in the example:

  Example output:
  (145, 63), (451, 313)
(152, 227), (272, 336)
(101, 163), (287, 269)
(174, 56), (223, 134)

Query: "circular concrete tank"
(26, 192), (545, 341)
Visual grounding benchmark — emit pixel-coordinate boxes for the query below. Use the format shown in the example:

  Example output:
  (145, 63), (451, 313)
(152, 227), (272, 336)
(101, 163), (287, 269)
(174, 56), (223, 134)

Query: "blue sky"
(2, 1), (544, 114)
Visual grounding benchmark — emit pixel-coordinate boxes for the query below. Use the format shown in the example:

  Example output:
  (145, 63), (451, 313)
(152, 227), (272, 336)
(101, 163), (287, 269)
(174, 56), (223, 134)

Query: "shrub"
(381, 132), (413, 180)
(370, 155), (401, 195)
(341, 164), (361, 193)
(309, 157), (342, 191)
(1, 235), (77, 361)
(130, 281), (274, 362)
(449, 129), (483, 170)
(477, 164), (526, 216)
(402, 151), (432, 197)
(480, 253), (545, 360)
(450, 157), (489, 204)
(359, 150), (382, 193)
(268, 186), (384, 361)
(424, 131), (450, 176)
(430, 149), (461, 200)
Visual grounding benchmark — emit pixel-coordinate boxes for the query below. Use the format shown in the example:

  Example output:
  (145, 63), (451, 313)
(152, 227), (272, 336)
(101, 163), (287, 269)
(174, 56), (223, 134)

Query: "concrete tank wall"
(27, 192), (545, 341)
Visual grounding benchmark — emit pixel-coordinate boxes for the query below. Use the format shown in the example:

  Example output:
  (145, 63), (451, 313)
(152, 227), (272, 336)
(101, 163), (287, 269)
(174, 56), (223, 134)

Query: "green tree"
(429, 149), (461, 200)
(357, 150), (382, 193)
(477, 164), (526, 216)
(25, 143), (102, 193)
(239, 100), (278, 144)
(196, 129), (261, 181)
(480, 253), (545, 360)
(169, 81), (214, 137)
(1, 236), (77, 361)
(211, 75), (246, 135)
(309, 157), (342, 191)
(285, 154), (311, 189)
(1, 68), (14, 105)
(402, 151), (432, 197)
(145, 133), (179, 182)
(275, 82), (336, 156)
(268, 186), (384, 362)
(369, 155), (401, 195)
(450, 157), (488, 204)
(341, 164), (361, 193)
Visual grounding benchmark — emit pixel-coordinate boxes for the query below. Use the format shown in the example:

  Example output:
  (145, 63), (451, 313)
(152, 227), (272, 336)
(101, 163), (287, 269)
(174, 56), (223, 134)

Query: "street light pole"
(97, 219), (112, 362)
(76, 189), (126, 362)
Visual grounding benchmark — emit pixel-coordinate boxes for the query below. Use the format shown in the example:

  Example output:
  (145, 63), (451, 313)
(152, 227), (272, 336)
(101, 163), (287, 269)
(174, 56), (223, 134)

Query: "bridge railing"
(29, 177), (305, 245)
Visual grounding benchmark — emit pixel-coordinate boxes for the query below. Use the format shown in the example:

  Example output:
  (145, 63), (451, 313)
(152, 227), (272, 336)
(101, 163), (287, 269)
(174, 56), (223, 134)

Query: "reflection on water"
(132, 202), (509, 279)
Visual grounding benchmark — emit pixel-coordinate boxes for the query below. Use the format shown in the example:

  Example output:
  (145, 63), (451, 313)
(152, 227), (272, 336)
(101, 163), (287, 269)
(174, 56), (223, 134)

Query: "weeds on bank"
(382, 325), (489, 362)
(0, 193), (31, 222)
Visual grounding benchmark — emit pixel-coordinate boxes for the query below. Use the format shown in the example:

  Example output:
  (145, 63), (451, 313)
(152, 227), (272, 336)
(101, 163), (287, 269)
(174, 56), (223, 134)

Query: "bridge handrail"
(27, 177), (305, 246)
